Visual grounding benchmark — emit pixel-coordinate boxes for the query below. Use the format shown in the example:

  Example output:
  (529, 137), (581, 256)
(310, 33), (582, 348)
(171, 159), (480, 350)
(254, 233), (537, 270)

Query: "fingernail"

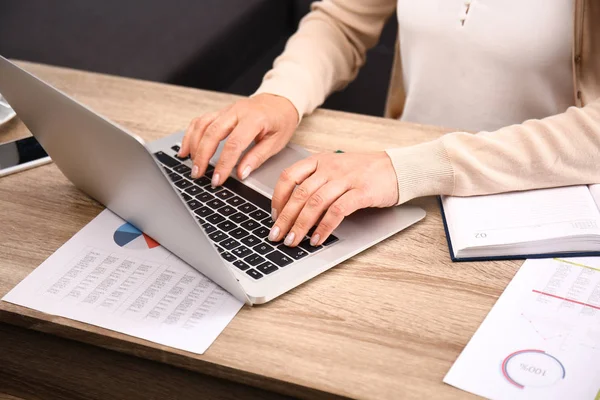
(310, 234), (320, 247)
(284, 232), (295, 246)
(268, 226), (280, 242)
(211, 173), (220, 188)
(241, 165), (252, 180)
(271, 208), (278, 221)
(191, 165), (199, 179)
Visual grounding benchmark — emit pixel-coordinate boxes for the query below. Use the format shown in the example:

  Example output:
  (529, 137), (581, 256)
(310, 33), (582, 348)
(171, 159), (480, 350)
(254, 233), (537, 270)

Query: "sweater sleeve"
(253, 0), (397, 119)
(386, 99), (600, 204)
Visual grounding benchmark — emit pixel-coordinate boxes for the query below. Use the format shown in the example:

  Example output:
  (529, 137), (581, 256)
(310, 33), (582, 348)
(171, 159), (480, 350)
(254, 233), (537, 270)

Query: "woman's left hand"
(269, 151), (399, 247)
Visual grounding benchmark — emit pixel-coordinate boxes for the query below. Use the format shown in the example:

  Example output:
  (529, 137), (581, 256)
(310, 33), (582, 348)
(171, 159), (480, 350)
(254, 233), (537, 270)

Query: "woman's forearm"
(387, 99), (600, 204)
(254, 0), (396, 120)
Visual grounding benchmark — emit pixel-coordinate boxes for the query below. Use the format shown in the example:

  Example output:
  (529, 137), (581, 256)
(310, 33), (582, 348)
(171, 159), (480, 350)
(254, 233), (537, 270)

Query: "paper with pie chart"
(444, 257), (600, 399)
(113, 222), (160, 250)
(2, 209), (243, 355)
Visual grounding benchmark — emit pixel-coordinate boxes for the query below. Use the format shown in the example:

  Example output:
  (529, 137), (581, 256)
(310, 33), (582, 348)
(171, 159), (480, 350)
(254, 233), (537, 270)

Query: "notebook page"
(442, 186), (600, 250)
(588, 184), (600, 213)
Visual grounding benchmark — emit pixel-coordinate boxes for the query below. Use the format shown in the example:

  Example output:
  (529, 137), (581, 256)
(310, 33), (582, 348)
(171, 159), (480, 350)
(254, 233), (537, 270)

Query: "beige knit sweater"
(254, 0), (600, 204)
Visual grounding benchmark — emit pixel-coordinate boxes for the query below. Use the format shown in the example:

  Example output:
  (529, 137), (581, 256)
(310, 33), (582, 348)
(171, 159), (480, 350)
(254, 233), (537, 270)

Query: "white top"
(396, 0), (575, 132)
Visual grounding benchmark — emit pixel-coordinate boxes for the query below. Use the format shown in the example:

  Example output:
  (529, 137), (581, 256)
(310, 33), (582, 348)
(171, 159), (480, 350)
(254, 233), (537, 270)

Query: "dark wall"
(0, 0), (397, 117)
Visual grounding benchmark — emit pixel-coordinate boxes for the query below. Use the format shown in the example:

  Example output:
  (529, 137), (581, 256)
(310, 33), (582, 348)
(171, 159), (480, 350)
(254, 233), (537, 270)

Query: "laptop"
(0, 56), (425, 305)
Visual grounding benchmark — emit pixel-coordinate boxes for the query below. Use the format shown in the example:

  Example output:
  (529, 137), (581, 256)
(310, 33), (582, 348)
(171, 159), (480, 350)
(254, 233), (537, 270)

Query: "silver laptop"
(0, 56), (425, 305)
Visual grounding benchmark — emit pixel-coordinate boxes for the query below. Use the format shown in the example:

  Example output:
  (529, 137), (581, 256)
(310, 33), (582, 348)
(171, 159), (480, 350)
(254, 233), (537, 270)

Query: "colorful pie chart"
(113, 222), (160, 250)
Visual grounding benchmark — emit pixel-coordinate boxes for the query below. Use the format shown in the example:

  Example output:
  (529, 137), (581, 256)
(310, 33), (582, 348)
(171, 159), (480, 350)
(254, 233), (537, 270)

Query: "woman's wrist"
(385, 140), (455, 204)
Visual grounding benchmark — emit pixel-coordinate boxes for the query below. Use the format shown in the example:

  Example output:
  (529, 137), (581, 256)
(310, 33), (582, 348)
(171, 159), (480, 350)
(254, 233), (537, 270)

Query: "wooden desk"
(0, 62), (521, 400)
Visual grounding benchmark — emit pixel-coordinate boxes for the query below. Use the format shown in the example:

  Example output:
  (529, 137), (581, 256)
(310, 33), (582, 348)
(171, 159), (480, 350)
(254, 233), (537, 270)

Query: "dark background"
(0, 0), (398, 116)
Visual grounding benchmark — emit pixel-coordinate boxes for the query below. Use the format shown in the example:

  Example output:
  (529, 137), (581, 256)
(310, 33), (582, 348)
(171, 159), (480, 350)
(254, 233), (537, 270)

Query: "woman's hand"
(178, 93), (299, 186)
(269, 152), (399, 247)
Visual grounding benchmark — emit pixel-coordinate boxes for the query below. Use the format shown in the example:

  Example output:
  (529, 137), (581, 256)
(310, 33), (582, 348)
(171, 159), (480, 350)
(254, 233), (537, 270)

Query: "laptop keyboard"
(154, 145), (339, 281)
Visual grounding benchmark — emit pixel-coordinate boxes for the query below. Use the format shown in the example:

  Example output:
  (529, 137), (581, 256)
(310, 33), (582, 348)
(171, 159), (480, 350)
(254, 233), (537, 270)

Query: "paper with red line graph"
(444, 257), (600, 399)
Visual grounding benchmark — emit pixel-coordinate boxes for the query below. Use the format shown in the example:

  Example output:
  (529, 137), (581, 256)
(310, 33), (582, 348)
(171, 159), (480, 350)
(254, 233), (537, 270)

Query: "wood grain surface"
(0, 62), (523, 399)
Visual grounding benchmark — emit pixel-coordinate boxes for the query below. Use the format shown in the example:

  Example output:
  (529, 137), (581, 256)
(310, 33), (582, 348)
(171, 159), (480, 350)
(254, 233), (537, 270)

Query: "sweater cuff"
(385, 139), (455, 205)
(252, 78), (308, 124)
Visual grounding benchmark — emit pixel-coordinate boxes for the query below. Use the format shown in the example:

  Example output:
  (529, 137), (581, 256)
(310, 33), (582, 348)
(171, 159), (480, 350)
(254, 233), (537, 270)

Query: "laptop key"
(323, 235), (339, 246)
(249, 209), (269, 221)
(238, 203), (257, 214)
(240, 220), (260, 231)
(154, 151), (180, 168)
(215, 189), (235, 200)
(231, 245), (252, 258)
(194, 176), (211, 187)
(206, 199), (226, 209)
(220, 238), (240, 250)
(218, 205), (237, 217)
(208, 231), (228, 243)
(246, 269), (263, 280)
(201, 223), (216, 234)
(241, 235), (261, 247)
(181, 192), (192, 202)
(185, 185), (203, 196)
(252, 226), (270, 239)
(230, 212), (249, 224)
(171, 145), (180, 153)
(206, 214), (226, 225)
(233, 260), (250, 271)
(253, 243), (274, 255)
(216, 220), (236, 232)
(186, 199), (202, 210)
(299, 238), (322, 253)
(196, 192), (214, 203)
(168, 172), (182, 182)
(256, 262), (278, 275)
(173, 164), (191, 174)
(174, 179), (193, 189)
(194, 206), (213, 218)
(221, 252), (236, 262)
(226, 196), (246, 207)
(277, 244), (308, 260)
(204, 185), (223, 194)
(266, 251), (293, 267)
(244, 254), (265, 266)
(183, 171), (193, 180)
(261, 217), (275, 228)
(229, 227), (249, 240)
(216, 245), (225, 253)
(223, 177), (271, 211)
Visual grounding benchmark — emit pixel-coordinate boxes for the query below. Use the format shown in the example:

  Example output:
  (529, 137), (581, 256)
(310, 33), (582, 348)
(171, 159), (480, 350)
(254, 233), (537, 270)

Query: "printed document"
(2, 210), (243, 354)
(444, 257), (600, 399)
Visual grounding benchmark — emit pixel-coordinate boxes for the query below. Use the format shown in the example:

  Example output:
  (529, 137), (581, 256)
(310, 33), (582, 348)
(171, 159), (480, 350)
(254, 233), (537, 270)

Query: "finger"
(236, 133), (287, 182)
(212, 117), (261, 186)
(269, 173), (328, 244)
(191, 112), (238, 180)
(284, 180), (350, 247)
(181, 112), (218, 158)
(271, 157), (318, 219)
(312, 189), (369, 246)
(188, 113), (220, 160)
(178, 117), (199, 157)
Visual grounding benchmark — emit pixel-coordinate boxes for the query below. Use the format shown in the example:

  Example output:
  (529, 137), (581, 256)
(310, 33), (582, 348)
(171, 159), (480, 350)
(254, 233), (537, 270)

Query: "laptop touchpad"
(211, 142), (311, 197)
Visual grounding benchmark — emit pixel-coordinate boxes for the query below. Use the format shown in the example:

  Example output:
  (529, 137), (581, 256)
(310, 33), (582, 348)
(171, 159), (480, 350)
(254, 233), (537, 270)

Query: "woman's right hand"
(178, 93), (299, 187)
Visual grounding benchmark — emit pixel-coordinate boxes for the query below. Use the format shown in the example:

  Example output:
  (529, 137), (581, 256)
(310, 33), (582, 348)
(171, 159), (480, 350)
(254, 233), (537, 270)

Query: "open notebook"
(440, 184), (600, 261)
